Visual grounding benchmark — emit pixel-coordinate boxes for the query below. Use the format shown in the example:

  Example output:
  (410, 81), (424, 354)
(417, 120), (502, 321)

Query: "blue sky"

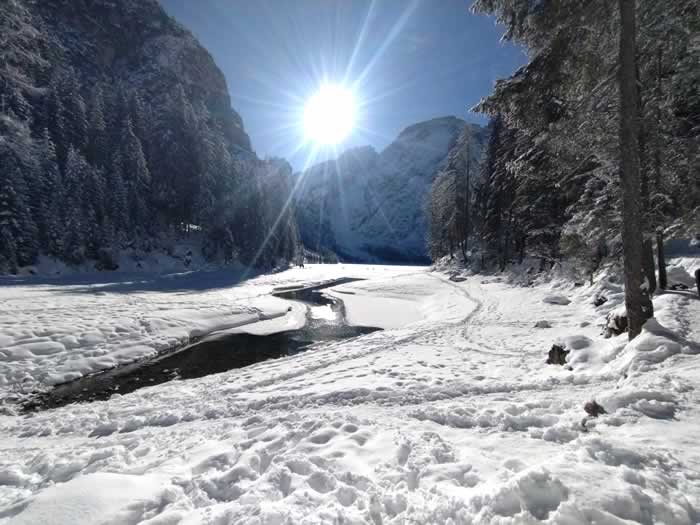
(160, 0), (526, 171)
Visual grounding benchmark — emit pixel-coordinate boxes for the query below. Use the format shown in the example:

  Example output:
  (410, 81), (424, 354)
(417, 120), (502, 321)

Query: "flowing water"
(22, 278), (379, 412)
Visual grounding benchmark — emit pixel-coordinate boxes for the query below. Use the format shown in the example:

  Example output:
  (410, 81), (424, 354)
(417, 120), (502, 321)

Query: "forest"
(428, 0), (698, 337)
(0, 0), (299, 274)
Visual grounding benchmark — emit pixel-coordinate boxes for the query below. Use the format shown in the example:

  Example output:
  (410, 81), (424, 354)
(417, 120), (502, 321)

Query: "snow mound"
(667, 264), (696, 288)
(543, 295), (571, 305)
(2, 473), (169, 525)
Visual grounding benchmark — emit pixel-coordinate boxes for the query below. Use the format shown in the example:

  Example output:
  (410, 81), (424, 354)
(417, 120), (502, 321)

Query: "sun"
(303, 84), (355, 145)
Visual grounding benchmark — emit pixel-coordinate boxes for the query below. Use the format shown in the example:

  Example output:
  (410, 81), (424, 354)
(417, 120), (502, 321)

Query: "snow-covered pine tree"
(468, 0), (697, 295)
(58, 70), (88, 155)
(61, 146), (88, 264)
(120, 118), (151, 236)
(86, 85), (108, 168)
(37, 128), (63, 256)
(0, 112), (39, 268)
(106, 151), (129, 238)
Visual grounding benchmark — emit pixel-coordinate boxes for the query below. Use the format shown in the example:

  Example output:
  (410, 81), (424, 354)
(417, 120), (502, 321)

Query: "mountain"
(0, 0), (298, 273)
(295, 117), (488, 263)
(31, 0), (251, 153)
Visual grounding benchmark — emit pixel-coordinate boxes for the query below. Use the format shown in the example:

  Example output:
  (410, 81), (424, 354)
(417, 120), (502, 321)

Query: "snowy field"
(1, 262), (699, 523)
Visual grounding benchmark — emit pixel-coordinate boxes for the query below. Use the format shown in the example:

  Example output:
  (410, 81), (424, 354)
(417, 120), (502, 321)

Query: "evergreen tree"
(38, 128), (63, 256)
(86, 85), (108, 167)
(619, 0), (653, 338)
(0, 166), (38, 267)
(61, 146), (87, 264)
(59, 70), (88, 153)
(46, 79), (67, 164)
(106, 151), (129, 237)
(121, 118), (151, 235)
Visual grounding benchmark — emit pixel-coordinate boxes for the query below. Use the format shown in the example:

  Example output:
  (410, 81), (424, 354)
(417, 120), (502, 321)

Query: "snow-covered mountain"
(1, 0), (299, 273)
(295, 117), (488, 263)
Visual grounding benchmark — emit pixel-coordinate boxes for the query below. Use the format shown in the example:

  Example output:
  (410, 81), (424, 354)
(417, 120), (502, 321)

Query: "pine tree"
(86, 85), (108, 167)
(59, 70), (88, 154)
(38, 129), (63, 255)
(0, 166), (38, 267)
(121, 118), (151, 235)
(153, 84), (198, 229)
(619, 0), (653, 339)
(46, 79), (68, 164)
(106, 151), (129, 237)
(62, 146), (87, 264)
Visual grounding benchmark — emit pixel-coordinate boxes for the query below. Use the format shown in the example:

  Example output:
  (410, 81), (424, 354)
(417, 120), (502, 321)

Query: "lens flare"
(304, 84), (355, 145)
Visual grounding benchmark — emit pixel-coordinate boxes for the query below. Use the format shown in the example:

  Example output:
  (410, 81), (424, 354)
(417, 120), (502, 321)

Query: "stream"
(22, 278), (380, 412)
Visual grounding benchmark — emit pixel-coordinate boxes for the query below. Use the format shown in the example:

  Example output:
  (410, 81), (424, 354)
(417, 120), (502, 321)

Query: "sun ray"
(351, 0), (420, 91)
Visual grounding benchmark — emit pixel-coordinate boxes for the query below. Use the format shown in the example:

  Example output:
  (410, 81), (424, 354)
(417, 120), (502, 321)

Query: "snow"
(0, 265), (418, 398)
(543, 294), (571, 305)
(1, 261), (699, 523)
(2, 472), (169, 525)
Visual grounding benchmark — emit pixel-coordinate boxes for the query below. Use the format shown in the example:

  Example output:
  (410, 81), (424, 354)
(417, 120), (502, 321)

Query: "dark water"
(22, 278), (379, 412)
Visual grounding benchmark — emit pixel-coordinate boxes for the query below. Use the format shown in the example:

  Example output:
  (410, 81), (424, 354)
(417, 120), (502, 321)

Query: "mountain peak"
(296, 117), (487, 263)
(394, 116), (467, 142)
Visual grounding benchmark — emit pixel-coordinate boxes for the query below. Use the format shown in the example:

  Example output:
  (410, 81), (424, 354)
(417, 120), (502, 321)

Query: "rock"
(546, 344), (569, 365)
(543, 295), (571, 305)
(593, 294), (607, 307)
(584, 400), (607, 418)
(534, 320), (552, 328)
(579, 321), (590, 327)
(605, 307), (628, 338)
(667, 265), (696, 288)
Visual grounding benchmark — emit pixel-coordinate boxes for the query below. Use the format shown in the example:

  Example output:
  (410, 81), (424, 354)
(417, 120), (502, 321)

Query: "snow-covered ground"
(1, 262), (699, 523)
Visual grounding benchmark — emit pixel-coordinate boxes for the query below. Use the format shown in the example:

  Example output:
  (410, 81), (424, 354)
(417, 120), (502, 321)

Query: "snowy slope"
(296, 118), (488, 263)
(1, 261), (699, 523)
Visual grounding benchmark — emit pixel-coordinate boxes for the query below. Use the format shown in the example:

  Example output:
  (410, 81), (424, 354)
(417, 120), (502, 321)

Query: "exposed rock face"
(605, 307), (628, 338)
(546, 344), (569, 365)
(296, 117), (487, 263)
(31, 0), (251, 151)
(584, 400), (607, 418)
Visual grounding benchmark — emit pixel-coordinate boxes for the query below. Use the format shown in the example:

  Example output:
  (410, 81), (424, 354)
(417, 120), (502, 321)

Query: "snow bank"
(543, 294), (571, 305)
(2, 472), (171, 525)
(326, 272), (470, 329)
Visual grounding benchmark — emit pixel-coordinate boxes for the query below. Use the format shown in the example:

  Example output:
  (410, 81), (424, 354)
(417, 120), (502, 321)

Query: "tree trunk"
(465, 148), (471, 257)
(656, 229), (667, 289)
(642, 237), (656, 294)
(618, 0), (653, 340)
(653, 45), (663, 192)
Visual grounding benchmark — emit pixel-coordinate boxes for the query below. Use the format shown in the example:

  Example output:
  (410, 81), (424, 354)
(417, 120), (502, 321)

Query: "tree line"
(429, 0), (698, 339)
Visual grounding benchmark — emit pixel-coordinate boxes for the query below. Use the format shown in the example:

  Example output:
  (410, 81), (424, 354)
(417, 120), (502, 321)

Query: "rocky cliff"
(296, 117), (487, 263)
(30, 0), (251, 152)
